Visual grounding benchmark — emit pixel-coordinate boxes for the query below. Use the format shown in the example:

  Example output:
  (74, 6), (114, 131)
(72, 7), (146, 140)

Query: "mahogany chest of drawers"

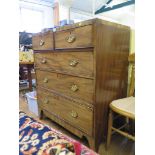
(32, 18), (130, 151)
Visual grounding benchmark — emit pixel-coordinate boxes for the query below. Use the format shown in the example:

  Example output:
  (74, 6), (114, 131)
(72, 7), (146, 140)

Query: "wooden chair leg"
(129, 119), (135, 135)
(125, 117), (130, 132)
(106, 109), (113, 149)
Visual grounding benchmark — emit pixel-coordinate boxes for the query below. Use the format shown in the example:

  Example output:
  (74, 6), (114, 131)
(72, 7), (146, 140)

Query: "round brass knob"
(40, 40), (45, 46)
(78, 22), (82, 26)
(70, 110), (78, 118)
(41, 59), (47, 64)
(43, 78), (48, 83)
(69, 60), (78, 67)
(66, 34), (76, 43)
(71, 84), (78, 92)
(44, 98), (49, 104)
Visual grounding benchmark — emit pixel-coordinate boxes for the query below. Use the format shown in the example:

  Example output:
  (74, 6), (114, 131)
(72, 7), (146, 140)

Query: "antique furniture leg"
(39, 109), (47, 120)
(38, 108), (43, 119)
(129, 119), (135, 135)
(27, 65), (32, 91)
(106, 109), (113, 149)
(87, 136), (97, 152)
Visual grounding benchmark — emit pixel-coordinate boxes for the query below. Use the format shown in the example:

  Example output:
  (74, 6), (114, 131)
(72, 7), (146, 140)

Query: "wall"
(59, 5), (70, 21)
(70, 8), (93, 22)
(19, 0), (54, 32)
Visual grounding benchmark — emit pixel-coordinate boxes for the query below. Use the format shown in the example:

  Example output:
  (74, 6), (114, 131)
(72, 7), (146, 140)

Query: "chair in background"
(106, 53), (135, 149)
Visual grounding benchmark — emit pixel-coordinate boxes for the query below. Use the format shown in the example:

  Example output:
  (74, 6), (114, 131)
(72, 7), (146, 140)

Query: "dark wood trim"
(37, 86), (94, 109)
(35, 68), (94, 80)
(33, 47), (94, 53)
(54, 46), (94, 50)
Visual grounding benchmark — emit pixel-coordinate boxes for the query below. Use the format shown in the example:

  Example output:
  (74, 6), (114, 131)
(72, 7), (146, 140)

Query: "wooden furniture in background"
(106, 53), (135, 149)
(19, 62), (34, 91)
(32, 18), (130, 152)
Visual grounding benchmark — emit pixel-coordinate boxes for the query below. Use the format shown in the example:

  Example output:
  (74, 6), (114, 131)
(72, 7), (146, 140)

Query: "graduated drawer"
(34, 51), (94, 78)
(55, 25), (93, 49)
(32, 31), (54, 50)
(36, 70), (94, 103)
(37, 89), (93, 135)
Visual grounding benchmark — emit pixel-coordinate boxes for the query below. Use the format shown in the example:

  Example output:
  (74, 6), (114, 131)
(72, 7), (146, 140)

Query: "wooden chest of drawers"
(33, 18), (130, 152)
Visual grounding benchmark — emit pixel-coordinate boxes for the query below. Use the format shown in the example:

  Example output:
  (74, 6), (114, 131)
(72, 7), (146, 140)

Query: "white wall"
(19, 0), (54, 32)
(59, 5), (70, 21)
(70, 8), (119, 24)
(70, 8), (93, 22)
(70, 5), (135, 28)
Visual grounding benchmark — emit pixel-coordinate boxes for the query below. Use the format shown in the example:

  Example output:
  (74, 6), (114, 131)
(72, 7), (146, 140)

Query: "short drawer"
(36, 70), (94, 104)
(34, 51), (94, 78)
(37, 89), (93, 135)
(32, 31), (54, 50)
(55, 25), (93, 49)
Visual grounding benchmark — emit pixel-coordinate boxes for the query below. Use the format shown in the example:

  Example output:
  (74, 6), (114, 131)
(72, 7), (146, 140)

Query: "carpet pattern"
(19, 112), (98, 155)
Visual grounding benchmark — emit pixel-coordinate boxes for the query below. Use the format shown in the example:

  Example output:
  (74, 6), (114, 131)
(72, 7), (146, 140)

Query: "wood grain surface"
(93, 20), (130, 150)
(34, 50), (94, 78)
(55, 25), (93, 49)
(36, 70), (94, 104)
(33, 18), (130, 152)
(32, 31), (54, 50)
(37, 88), (93, 135)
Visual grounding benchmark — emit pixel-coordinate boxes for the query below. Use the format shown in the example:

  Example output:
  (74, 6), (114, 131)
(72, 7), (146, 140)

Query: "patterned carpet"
(19, 111), (98, 155)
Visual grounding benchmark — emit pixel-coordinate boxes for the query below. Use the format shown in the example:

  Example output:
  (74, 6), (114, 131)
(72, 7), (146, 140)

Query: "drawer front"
(34, 51), (94, 78)
(55, 25), (93, 49)
(32, 31), (54, 50)
(36, 70), (94, 103)
(37, 89), (93, 135)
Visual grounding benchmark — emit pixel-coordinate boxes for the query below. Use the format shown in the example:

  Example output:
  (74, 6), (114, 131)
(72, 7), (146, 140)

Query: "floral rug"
(19, 112), (98, 155)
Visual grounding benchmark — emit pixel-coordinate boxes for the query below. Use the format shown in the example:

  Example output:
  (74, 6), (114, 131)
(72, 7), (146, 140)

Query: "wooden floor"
(19, 91), (135, 155)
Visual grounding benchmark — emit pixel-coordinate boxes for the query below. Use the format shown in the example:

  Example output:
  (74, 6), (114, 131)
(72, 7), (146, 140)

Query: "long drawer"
(34, 51), (94, 78)
(36, 70), (94, 103)
(37, 89), (93, 135)
(55, 25), (93, 49)
(32, 31), (54, 50)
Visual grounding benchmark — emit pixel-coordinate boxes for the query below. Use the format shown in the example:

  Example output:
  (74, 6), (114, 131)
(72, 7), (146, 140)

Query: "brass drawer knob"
(41, 59), (47, 64)
(70, 110), (78, 118)
(40, 40), (45, 46)
(43, 78), (48, 83)
(44, 98), (49, 104)
(69, 60), (78, 67)
(71, 84), (78, 92)
(66, 34), (76, 43)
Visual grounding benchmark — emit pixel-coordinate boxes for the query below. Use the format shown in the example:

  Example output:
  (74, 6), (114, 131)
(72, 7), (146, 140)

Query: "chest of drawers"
(32, 18), (130, 152)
